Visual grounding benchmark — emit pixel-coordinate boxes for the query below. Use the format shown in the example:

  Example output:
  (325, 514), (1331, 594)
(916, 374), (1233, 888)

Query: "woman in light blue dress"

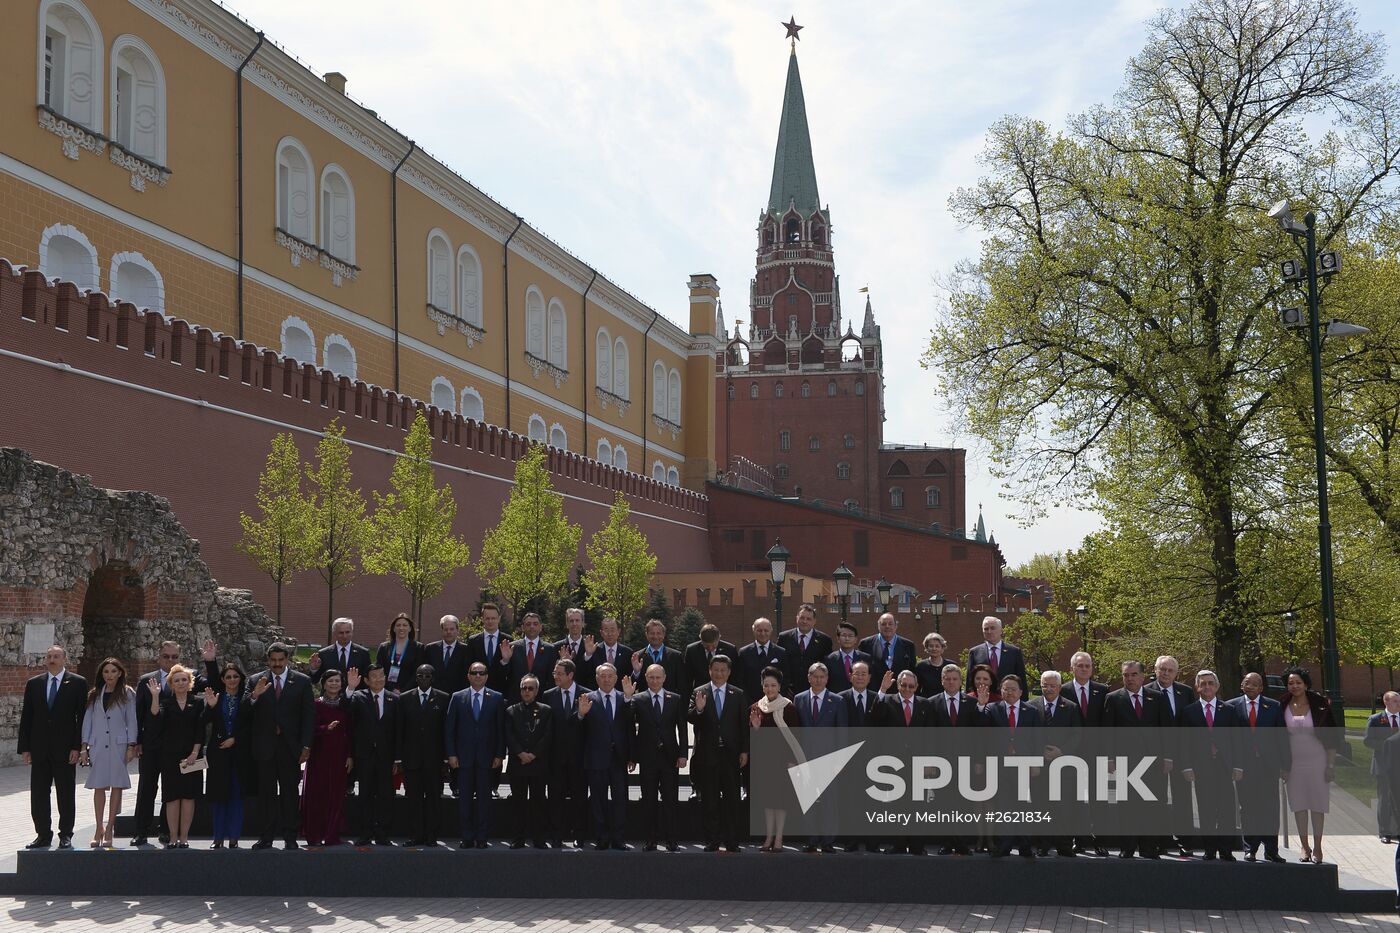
(79, 658), (137, 848)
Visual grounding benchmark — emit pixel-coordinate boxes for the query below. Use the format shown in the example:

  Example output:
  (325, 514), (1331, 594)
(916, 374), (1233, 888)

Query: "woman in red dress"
(301, 669), (353, 846)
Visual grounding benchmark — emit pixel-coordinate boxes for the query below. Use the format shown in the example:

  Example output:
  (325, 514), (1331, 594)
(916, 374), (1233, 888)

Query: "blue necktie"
(47, 676), (57, 710)
(472, 691), (481, 721)
(605, 694), (613, 721)
(714, 687), (724, 719)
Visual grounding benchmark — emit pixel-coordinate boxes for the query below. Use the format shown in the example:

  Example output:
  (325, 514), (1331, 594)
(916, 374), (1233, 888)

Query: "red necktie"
(989, 645), (999, 676)
(526, 642), (535, 669)
(1132, 693), (1142, 719)
(274, 675), (282, 699)
(1008, 704), (1017, 729)
(844, 654), (852, 678)
(1205, 702), (1214, 727)
(904, 699), (912, 725)
(1391, 713), (1398, 733)
(1249, 699), (1257, 729)
(948, 697), (957, 726)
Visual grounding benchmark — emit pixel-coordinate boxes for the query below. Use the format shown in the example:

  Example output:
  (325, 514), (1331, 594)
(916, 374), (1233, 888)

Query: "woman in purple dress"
(301, 670), (353, 846)
(1282, 667), (1340, 863)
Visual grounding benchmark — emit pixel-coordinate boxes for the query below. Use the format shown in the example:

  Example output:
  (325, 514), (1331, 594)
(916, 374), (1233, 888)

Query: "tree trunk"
(1206, 486), (1247, 695)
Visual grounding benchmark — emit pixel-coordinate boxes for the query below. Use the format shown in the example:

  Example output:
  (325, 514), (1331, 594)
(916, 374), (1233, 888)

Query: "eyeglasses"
(520, 686), (538, 692)
(468, 670), (487, 677)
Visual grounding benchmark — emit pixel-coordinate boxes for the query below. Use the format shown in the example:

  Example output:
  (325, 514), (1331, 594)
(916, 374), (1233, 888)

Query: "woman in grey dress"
(79, 658), (137, 848)
(1282, 667), (1341, 864)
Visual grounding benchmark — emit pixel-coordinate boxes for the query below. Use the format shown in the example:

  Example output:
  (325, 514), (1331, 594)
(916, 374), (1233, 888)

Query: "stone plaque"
(23, 622), (56, 656)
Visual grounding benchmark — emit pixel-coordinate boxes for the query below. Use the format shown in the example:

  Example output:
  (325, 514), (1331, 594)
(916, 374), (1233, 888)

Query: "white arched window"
(527, 414), (547, 444)
(40, 0), (103, 131)
(109, 252), (163, 313)
(39, 223), (98, 290)
(596, 438), (612, 463)
(275, 137), (314, 242)
(837, 462), (851, 480)
(547, 299), (567, 370)
(667, 368), (681, 424)
(652, 361), (667, 416)
(525, 288), (546, 359)
(280, 316), (315, 365)
(612, 337), (629, 399)
(890, 487), (905, 509)
(323, 334), (357, 380)
(652, 461), (666, 483)
(613, 445), (628, 472)
(110, 35), (164, 164)
(666, 466), (679, 486)
(549, 423), (567, 450)
(460, 388), (484, 422)
(595, 328), (612, 390)
(456, 245), (482, 326)
(431, 376), (455, 413)
(426, 229), (451, 310)
(319, 165), (355, 263)
(855, 380), (865, 396)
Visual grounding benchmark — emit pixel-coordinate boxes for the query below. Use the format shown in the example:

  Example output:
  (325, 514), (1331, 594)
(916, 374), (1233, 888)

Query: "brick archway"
(78, 561), (147, 682)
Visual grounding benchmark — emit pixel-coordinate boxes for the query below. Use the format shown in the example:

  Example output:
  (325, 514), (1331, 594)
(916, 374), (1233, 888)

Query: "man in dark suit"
(778, 604), (833, 692)
(929, 664), (985, 728)
(1067, 650), (1111, 856)
(245, 642), (316, 849)
(541, 658), (588, 848)
(688, 654), (748, 852)
(17, 645), (87, 849)
(1226, 671), (1290, 862)
(877, 670), (933, 854)
(500, 612), (559, 702)
(1101, 659), (1176, 858)
(579, 617), (632, 691)
(793, 662), (849, 851)
(986, 674), (1043, 858)
(445, 661), (505, 848)
(1146, 654), (1197, 856)
(1179, 670), (1241, 860)
(859, 613), (919, 687)
(825, 621), (874, 695)
(345, 665), (398, 846)
(313, 617), (372, 685)
(1028, 669), (1082, 857)
(630, 619), (686, 696)
(837, 659), (881, 853)
(424, 614), (470, 696)
(504, 674), (552, 848)
(396, 664), (450, 846)
(465, 602), (510, 695)
(735, 617), (788, 701)
(1374, 729), (1400, 909)
(632, 662), (687, 851)
(132, 639), (217, 845)
(968, 616), (1028, 694)
(553, 606), (588, 665)
(683, 624), (738, 697)
(1364, 691), (1400, 843)
(578, 663), (634, 849)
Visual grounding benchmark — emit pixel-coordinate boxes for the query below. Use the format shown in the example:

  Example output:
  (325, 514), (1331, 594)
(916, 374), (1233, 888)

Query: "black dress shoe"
(251, 839), (273, 850)
(1019, 848), (1035, 859)
(611, 842), (629, 851)
(1119, 850), (1135, 859)
(724, 844), (742, 853)
(283, 840), (300, 850)
(1265, 853), (1286, 864)
(1381, 836), (1393, 844)
(803, 844), (818, 853)
(939, 845), (956, 855)
(158, 833), (171, 846)
(821, 845), (838, 853)
(130, 836), (147, 847)
(1220, 853), (1236, 862)
(1177, 846), (1192, 858)
(1094, 846), (1109, 857)
(57, 835), (72, 849)
(643, 843), (658, 852)
(1057, 850), (1077, 858)
(354, 838), (371, 847)
(229, 841), (240, 849)
(594, 842), (609, 851)
(476, 841), (489, 849)
(666, 843), (679, 852)
(24, 836), (51, 849)
(1203, 852), (1217, 860)
(704, 843), (720, 852)
(459, 841), (473, 849)
(211, 841), (225, 849)
(533, 841), (548, 849)
(509, 840), (526, 849)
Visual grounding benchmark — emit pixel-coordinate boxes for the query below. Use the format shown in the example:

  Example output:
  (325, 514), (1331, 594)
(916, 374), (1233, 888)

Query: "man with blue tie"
(18, 645), (87, 850)
(631, 663), (687, 851)
(629, 619), (686, 696)
(688, 655), (749, 852)
(445, 661), (505, 849)
(794, 662), (848, 852)
(465, 604), (509, 695)
(858, 613), (918, 686)
(825, 622), (874, 695)
(578, 663), (635, 850)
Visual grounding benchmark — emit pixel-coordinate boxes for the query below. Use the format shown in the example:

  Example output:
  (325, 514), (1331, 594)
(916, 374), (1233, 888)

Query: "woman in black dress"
(914, 632), (955, 697)
(147, 664), (206, 848)
(376, 613), (425, 693)
(200, 661), (254, 848)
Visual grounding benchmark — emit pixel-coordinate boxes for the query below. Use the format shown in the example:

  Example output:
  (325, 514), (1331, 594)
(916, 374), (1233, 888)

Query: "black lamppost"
(1282, 610), (1298, 666)
(833, 562), (853, 623)
(1075, 604), (1089, 652)
(1268, 199), (1367, 711)
(766, 538), (791, 623)
(929, 594), (946, 635)
(875, 578), (893, 614)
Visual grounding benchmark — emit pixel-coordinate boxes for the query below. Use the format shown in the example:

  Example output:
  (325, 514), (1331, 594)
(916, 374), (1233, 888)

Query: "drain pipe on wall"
(580, 267), (597, 455)
(640, 309), (659, 474)
(234, 31), (265, 341)
(389, 140), (416, 393)
(501, 215), (524, 430)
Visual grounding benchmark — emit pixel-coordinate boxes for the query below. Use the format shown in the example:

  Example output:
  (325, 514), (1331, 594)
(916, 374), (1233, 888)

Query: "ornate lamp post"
(929, 594), (946, 635)
(1075, 604), (1089, 652)
(833, 562), (853, 623)
(766, 538), (791, 623)
(1282, 610), (1298, 667)
(875, 578), (893, 614)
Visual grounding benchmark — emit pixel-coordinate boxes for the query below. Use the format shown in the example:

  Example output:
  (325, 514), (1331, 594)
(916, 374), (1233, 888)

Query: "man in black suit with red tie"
(777, 604), (832, 695)
(1067, 651), (1110, 856)
(877, 671), (933, 854)
(630, 619), (687, 696)
(17, 645), (87, 850)
(826, 621), (874, 695)
(1179, 670), (1241, 860)
(683, 624), (738, 698)
(928, 664), (982, 855)
(736, 617), (788, 701)
(688, 655), (748, 852)
(969, 616), (1028, 694)
(501, 612), (559, 702)
(1226, 671), (1290, 862)
(246, 642), (316, 849)
(987, 674), (1043, 858)
(424, 614), (470, 695)
(1101, 659), (1176, 858)
(541, 658), (588, 848)
(345, 665), (398, 846)
(632, 663), (687, 851)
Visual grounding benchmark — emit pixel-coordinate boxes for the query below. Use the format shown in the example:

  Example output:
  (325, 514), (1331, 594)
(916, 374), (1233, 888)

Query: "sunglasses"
(468, 670), (487, 677)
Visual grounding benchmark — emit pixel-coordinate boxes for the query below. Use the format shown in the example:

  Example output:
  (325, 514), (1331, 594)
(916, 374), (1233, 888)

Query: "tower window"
(800, 382), (810, 398)
(808, 435), (820, 451)
(727, 382), (735, 400)
(779, 430), (791, 451)
(774, 382), (784, 398)
(855, 380), (865, 396)
(827, 380), (837, 397)
(844, 433), (856, 449)
(750, 383), (759, 399)
(775, 463), (789, 480)
(890, 487), (905, 509)
(785, 218), (800, 242)
(837, 462), (851, 480)
(926, 486), (942, 508)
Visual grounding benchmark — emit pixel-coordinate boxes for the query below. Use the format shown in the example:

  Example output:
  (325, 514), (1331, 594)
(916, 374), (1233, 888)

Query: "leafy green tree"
(365, 411), (472, 629)
(1005, 608), (1074, 687)
(925, 0), (1400, 690)
(306, 419), (370, 643)
(476, 445), (582, 622)
(236, 432), (315, 625)
(584, 494), (657, 633)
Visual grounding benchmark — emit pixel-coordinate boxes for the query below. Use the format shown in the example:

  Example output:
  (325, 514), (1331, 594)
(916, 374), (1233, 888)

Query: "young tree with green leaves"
(236, 432), (314, 625)
(365, 411), (472, 629)
(1005, 608), (1074, 687)
(306, 419), (370, 643)
(476, 444), (581, 622)
(584, 493), (657, 632)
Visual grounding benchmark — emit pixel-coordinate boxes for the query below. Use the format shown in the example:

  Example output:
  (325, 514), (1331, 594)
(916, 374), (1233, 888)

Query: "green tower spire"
(767, 49), (821, 216)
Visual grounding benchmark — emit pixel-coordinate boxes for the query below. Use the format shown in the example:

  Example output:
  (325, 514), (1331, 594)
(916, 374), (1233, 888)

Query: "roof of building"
(767, 51), (823, 216)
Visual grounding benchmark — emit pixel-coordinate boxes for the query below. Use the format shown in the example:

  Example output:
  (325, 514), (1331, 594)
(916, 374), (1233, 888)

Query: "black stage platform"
(6, 848), (1394, 911)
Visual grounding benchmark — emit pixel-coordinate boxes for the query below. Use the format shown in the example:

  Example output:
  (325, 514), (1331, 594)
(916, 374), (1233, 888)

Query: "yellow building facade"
(2, 0), (719, 489)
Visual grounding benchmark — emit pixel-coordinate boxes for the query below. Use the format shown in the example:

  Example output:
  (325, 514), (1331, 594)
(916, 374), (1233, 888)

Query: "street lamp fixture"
(1075, 604), (1089, 650)
(833, 562), (853, 623)
(1282, 610), (1299, 666)
(930, 593), (946, 635)
(875, 578), (893, 613)
(766, 538), (791, 623)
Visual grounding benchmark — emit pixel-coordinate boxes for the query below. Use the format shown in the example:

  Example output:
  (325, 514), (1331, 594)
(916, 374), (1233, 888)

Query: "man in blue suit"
(578, 662), (635, 850)
(1225, 671), (1290, 862)
(445, 661), (506, 849)
(858, 613), (918, 687)
(794, 661), (848, 852)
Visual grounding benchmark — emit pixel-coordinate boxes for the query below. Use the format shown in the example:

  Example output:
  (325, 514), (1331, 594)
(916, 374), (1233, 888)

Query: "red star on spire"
(782, 17), (803, 41)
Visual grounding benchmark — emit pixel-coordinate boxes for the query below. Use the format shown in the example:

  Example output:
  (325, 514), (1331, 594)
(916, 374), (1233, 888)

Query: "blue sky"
(224, 0), (1400, 565)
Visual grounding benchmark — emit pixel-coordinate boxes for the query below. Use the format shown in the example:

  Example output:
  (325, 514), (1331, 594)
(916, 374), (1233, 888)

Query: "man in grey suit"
(246, 642), (316, 849)
(793, 662), (848, 852)
(1364, 691), (1400, 843)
